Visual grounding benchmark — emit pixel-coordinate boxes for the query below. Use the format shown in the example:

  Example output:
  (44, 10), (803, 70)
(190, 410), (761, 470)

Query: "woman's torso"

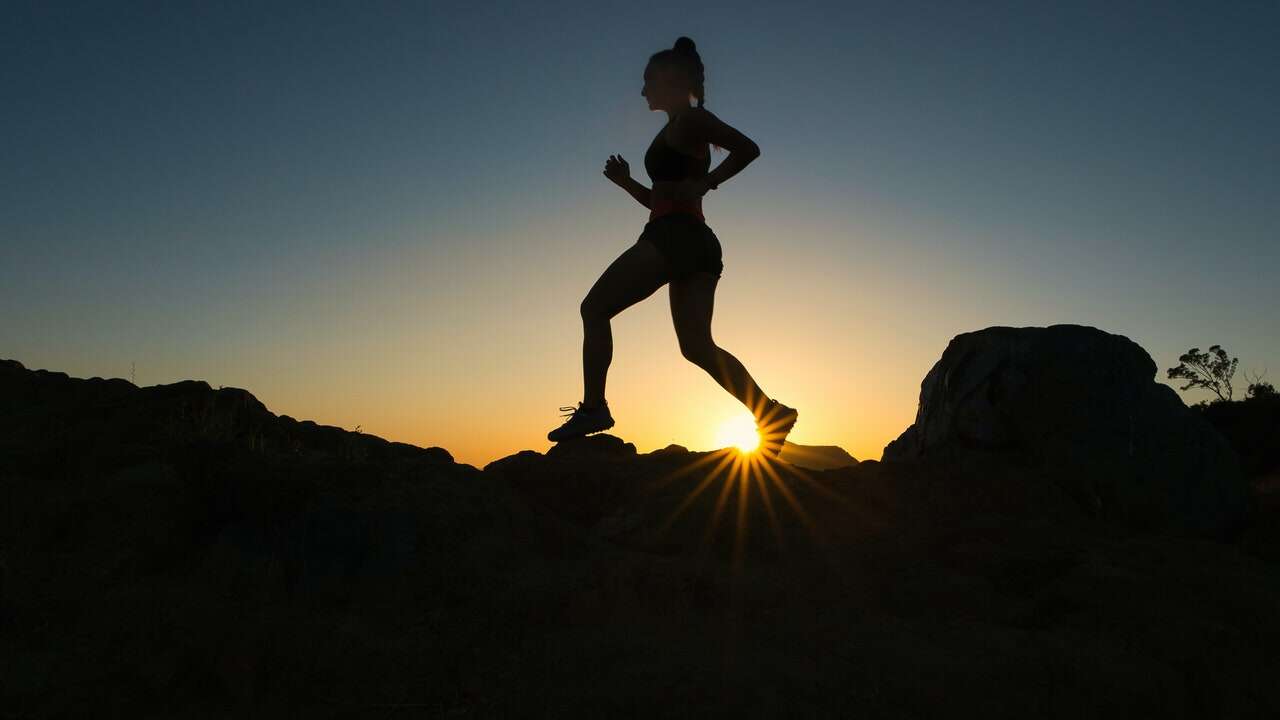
(645, 114), (711, 222)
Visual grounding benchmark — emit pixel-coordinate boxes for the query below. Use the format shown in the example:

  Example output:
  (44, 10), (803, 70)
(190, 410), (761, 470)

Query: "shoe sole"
(759, 409), (798, 459)
(548, 417), (615, 443)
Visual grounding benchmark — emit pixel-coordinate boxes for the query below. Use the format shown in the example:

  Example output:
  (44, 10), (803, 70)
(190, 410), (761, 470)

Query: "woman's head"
(642, 36), (706, 113)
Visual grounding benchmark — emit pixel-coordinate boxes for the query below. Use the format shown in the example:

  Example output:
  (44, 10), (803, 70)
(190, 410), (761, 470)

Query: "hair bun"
(673, 36), (697, 54)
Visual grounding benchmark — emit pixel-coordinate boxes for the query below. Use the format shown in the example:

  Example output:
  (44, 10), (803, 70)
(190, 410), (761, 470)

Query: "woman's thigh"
(581, 238), (672, 320)
(669, 269), (718, 353)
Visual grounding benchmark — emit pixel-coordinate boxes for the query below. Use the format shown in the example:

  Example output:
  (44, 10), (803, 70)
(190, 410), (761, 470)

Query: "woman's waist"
(648, 196), (705, 223)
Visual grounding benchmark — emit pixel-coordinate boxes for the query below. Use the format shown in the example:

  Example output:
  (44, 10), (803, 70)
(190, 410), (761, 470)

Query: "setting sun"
(715, 413), (760, 453)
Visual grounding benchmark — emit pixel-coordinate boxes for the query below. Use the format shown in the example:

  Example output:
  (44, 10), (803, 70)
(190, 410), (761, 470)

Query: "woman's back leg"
(669, 270), (772, 419)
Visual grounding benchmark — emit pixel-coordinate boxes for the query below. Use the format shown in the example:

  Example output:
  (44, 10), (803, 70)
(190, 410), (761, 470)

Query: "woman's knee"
(580, 296), (609, 324)
(679, 338), (718, 366)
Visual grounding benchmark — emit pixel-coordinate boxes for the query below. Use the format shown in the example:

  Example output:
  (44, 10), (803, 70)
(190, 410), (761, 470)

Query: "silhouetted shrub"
(1247, 380), (1276, 400)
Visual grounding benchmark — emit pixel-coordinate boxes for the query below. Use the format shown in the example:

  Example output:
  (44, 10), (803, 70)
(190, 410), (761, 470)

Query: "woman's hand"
(603, 154), (630, 185)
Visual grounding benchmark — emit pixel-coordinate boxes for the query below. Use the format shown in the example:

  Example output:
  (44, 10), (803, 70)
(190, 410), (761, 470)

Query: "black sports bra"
(644, 120), (711, 183)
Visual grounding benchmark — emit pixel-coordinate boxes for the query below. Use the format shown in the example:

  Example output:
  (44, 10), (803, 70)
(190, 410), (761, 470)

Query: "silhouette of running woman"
(548, 36), (798, 458)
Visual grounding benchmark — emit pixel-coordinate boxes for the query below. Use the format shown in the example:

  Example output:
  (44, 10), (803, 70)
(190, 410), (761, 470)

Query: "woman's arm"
(603, 154), (650, 208)
(618, 176), (652, 209)
(700, 150), (756, 195)
(682, 107), (761, 194)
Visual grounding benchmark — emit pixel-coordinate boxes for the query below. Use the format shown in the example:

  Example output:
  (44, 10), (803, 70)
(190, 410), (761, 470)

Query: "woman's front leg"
(578, 239), (671, 406)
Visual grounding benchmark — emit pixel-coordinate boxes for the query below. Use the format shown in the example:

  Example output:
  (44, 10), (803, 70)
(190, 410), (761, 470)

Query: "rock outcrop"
(883, 325), (1249, 537)
(3, 351), (1278, 718)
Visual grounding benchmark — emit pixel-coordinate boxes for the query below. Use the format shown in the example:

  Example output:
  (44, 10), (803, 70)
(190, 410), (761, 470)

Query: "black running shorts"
(638, 212), (724, 281)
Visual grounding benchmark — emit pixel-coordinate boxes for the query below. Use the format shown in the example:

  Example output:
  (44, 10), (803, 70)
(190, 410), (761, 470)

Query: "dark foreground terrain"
(3, 325), (1278, 718)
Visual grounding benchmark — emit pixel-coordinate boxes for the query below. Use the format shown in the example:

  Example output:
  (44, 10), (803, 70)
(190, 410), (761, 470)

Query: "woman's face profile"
(642, 64), (686, 112)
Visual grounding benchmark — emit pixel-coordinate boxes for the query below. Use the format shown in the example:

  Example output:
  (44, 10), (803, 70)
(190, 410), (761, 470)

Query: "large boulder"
(883, 325), (1249, 537)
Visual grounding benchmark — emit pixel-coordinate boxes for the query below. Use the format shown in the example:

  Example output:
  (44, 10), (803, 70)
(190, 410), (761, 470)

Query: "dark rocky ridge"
(3, 325), (1278, 718)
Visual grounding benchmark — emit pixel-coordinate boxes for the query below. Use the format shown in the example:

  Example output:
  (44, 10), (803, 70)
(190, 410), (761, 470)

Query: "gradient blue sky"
(3, 1), (1277, 467)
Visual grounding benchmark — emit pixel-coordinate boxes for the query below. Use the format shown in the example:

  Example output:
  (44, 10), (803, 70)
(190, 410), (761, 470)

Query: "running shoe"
(757, 399), (798, 459)
(547, 401), (615, 442)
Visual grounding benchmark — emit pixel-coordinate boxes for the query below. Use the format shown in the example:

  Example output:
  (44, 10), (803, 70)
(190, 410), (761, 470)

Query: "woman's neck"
(666, 105), (693, 123)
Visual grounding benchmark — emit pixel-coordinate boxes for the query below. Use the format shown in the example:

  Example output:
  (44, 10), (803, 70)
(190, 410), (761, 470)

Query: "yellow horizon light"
(715, 413), (761, 453)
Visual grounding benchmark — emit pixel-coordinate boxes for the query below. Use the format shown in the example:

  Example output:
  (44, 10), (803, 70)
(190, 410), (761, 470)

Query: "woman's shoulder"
(679, 106), (720, 131)
(669, 109), (714, 150)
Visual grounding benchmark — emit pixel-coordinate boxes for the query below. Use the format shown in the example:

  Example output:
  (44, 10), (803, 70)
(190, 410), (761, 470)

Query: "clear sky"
(3, 1), (1277, 468)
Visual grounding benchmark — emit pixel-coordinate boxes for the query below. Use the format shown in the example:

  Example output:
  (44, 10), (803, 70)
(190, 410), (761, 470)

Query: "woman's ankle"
(754, 398), (777, 420)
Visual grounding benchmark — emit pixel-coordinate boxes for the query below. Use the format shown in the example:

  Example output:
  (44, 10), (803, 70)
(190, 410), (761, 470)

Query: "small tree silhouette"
(1167, 345), (1238, 402)
(1243, 368), (1275, 400)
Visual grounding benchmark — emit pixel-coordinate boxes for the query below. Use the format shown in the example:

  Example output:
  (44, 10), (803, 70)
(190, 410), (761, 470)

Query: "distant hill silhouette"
(3, 325), (1278, 717)
(777, 440), (857, 470)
